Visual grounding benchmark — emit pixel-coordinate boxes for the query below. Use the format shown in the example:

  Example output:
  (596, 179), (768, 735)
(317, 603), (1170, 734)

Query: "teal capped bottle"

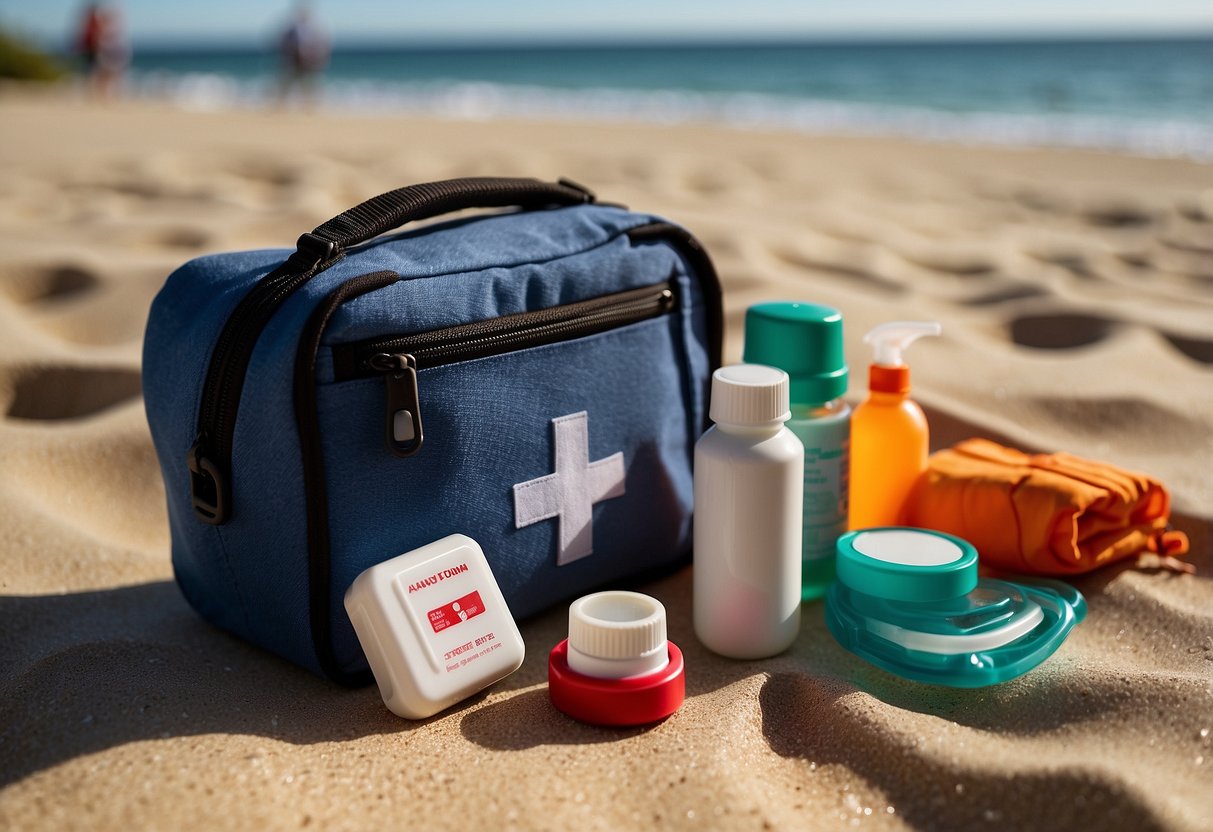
(743, 302), (849, 601)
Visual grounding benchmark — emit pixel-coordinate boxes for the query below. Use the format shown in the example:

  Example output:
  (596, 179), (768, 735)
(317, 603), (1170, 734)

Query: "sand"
(0, 92), (1210, 831)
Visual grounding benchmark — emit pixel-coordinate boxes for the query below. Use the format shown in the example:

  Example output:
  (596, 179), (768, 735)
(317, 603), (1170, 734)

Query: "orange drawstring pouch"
(901, 438), (1190, 575)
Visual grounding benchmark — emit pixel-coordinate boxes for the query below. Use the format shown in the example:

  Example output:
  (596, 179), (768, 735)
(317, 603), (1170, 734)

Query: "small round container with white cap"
(826, 527), (1086, 687)
(548, 591), (685, 726)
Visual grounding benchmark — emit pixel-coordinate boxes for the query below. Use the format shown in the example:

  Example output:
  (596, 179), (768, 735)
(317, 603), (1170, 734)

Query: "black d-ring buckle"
(187, 439), (229, 524)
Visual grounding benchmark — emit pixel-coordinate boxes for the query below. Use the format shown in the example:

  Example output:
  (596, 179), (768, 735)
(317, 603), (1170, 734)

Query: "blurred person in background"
(74, 2), (129, 97)
(278, 3), (329, 106)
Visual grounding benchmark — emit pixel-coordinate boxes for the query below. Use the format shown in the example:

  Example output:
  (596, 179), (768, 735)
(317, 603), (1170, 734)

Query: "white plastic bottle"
(694, 364), (804, 659)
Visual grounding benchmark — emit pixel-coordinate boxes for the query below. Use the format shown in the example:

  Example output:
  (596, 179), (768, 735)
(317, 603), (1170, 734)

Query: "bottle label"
(802, 433), (850, 563)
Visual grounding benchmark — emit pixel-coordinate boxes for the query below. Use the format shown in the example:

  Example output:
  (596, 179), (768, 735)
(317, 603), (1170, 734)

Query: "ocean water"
(127, 38), (1213, 157)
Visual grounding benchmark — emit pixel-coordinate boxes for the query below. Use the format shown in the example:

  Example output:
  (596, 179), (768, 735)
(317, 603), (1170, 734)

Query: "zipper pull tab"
(373, 353), (424, 457)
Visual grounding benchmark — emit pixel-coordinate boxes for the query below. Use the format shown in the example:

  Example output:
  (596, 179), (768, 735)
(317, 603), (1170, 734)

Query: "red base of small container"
(548, 639), (685, 726)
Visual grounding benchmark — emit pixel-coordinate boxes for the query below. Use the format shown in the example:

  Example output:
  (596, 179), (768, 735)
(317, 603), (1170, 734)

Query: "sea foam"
(129, 73), (1213, 160)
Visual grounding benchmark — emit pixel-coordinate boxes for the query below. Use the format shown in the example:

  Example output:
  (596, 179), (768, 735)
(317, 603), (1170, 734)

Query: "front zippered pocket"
(293, 221), (719, 683)
(330, 280), (677, 457)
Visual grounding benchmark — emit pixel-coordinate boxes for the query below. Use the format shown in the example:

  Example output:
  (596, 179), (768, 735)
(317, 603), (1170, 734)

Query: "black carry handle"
(189, 176), (599, 526)
(295, 176), (597, 264)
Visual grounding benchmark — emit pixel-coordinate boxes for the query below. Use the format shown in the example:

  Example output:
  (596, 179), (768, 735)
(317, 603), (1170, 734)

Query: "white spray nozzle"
(864, 321), (942, 367)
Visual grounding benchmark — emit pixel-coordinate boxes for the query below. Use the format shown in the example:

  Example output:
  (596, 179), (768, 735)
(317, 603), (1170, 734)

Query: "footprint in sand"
(1079, 197), (1156, 229)
(0, 262), (101, 305)
(0, 261), (164, 347)
(6, 365), (142, 421)
(1008, 311), (1119, 350)
(1008, 310), (1213, 366)
(1162, 332), (1213, 365)
(958, 282), (1052, 306)
(1005, 185), (1156, 229)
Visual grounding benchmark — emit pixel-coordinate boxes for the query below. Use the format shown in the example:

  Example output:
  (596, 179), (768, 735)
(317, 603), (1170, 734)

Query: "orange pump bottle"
(849, 322), (941, 530)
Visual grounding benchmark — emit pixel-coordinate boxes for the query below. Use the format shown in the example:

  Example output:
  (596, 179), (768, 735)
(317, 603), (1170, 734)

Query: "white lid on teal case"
(836, 527), (978, 603)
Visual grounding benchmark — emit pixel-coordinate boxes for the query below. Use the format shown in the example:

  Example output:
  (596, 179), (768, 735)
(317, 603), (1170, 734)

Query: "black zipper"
(294, 269), (399, 687)
(187, 234), (342, 525)
(332, 281), (677, 458)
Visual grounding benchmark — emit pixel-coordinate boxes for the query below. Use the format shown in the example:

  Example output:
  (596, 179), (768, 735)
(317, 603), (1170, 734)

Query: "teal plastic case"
(826, 528), (1086, 687)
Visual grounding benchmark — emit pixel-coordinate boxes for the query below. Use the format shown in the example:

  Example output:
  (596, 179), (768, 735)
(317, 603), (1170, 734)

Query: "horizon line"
(93, 30), (1213, 52)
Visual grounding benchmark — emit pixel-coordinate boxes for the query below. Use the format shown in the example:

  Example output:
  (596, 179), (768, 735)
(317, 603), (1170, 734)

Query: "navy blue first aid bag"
(143, 177), (722, 683)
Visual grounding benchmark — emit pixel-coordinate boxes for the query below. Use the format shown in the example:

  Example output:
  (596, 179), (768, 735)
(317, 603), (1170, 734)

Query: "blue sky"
(4, 0), (1213, 46)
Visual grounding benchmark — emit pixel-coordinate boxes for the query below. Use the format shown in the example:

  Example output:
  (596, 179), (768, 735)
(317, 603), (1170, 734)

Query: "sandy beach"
(1, 93), (1211, 831)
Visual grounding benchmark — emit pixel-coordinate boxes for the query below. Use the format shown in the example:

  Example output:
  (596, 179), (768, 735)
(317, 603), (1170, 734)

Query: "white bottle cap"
(566, 591), (670, 679)
(709, 364), (791, 427)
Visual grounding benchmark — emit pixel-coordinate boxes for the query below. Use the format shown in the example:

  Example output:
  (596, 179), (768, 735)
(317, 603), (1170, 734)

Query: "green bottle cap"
(836, 528), (978, 603)
(743, 302), (847, 405)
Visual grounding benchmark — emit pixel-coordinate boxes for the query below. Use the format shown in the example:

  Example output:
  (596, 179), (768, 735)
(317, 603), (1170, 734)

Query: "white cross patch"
(512, 411), (626, 566)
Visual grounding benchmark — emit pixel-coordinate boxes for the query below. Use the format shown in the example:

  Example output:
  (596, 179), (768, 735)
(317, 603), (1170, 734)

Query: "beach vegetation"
(0, 28), (68, 82)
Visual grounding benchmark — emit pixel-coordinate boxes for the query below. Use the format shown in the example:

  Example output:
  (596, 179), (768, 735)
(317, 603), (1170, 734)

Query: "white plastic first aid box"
(344, 534), (525, 719)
